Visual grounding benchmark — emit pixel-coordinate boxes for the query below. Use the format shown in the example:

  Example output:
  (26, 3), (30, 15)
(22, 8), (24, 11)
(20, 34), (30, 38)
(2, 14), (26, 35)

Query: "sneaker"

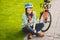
(37, 33), (45, 37)
(28, 33), (33, 39)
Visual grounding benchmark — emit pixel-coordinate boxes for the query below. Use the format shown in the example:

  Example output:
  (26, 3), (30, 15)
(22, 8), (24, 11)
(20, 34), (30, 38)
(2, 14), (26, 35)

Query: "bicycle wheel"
(39, 11), (52, 32)
(47, 3), (51, 8)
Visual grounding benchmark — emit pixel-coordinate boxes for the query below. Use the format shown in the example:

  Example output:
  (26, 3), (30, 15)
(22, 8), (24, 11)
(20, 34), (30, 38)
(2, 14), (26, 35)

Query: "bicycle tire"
(39, 11), (52, 32)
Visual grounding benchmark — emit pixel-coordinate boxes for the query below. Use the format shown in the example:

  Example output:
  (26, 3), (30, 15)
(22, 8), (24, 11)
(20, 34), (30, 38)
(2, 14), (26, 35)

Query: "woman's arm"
(33, 23), (36, 30)
(22, 14), (29, 26)
(22, 12), (36, 27)
(33, 12), (36, 30)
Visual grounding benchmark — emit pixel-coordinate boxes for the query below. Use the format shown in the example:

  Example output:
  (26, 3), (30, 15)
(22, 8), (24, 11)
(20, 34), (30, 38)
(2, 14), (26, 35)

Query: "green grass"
(0, 0), (44, 40)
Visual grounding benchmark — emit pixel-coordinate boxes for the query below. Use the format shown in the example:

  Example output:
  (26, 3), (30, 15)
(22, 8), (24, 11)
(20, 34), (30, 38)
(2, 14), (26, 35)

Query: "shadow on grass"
(16, 30), (26, 37)
(13, 30), (26, 40)
(5, 30), (26, 40)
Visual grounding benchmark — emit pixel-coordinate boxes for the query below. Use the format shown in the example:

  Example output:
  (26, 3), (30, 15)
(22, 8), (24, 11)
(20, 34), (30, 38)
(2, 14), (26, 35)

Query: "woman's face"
(26, 7), (33, 14)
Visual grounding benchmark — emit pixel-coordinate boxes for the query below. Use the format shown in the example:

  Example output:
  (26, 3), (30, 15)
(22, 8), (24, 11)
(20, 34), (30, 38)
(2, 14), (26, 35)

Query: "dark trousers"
(22, 23), (44, 35)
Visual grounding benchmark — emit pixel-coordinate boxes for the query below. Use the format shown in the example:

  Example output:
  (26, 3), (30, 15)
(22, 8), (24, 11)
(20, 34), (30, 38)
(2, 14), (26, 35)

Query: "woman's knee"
(37, 23), (44, 29)
(39, 23), (44, 27)
(22, 27), (29, 34)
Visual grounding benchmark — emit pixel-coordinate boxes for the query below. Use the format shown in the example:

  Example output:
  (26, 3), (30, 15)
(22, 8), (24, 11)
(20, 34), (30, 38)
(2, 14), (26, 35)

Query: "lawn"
(0, 0), (44, 40)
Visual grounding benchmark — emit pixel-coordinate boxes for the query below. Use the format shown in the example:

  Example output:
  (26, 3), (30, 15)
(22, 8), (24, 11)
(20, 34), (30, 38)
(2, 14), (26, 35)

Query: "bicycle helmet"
(25, 3), (33, 8)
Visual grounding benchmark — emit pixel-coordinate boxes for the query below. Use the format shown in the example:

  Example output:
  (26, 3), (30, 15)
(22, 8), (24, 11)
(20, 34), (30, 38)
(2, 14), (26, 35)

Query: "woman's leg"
(35, 23), (44, 32)
(26, 26), (38, 35)
(22, 27), (34, 39)
(22, 26), (38, 35)
(22, 24), (44, 37)
(22, 23), (44, 35)
(22, 27), (30, 34)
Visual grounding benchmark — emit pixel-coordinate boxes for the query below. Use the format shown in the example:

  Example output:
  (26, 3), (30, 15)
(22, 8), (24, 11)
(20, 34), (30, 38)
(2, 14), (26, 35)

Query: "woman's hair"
(25, 8), (34, 18)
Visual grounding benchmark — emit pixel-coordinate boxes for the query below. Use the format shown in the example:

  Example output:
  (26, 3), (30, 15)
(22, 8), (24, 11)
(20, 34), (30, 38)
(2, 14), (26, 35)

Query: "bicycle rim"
(40, 11), (52, 32)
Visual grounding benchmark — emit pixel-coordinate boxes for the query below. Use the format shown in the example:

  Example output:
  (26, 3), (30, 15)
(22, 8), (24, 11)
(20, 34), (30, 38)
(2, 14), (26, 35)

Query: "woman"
(22, 3), (44, 39)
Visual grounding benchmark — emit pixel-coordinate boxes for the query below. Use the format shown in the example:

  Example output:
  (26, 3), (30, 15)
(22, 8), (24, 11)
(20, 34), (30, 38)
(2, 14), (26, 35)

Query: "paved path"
(24, 0), (60, 40)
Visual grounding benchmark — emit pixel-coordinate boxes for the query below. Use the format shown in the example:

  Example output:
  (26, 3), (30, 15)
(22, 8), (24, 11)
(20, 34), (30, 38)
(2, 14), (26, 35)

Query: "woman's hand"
(25, 22), (30, 26)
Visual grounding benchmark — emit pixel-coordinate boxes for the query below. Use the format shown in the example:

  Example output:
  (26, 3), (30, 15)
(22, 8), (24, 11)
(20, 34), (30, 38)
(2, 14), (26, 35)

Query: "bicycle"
(39, 0), (52, 32)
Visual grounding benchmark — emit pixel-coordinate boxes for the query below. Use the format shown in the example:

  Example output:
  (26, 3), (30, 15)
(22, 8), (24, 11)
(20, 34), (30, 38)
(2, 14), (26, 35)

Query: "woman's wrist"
(33, 28), (35, 30)
(33, 29), (36, 33)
